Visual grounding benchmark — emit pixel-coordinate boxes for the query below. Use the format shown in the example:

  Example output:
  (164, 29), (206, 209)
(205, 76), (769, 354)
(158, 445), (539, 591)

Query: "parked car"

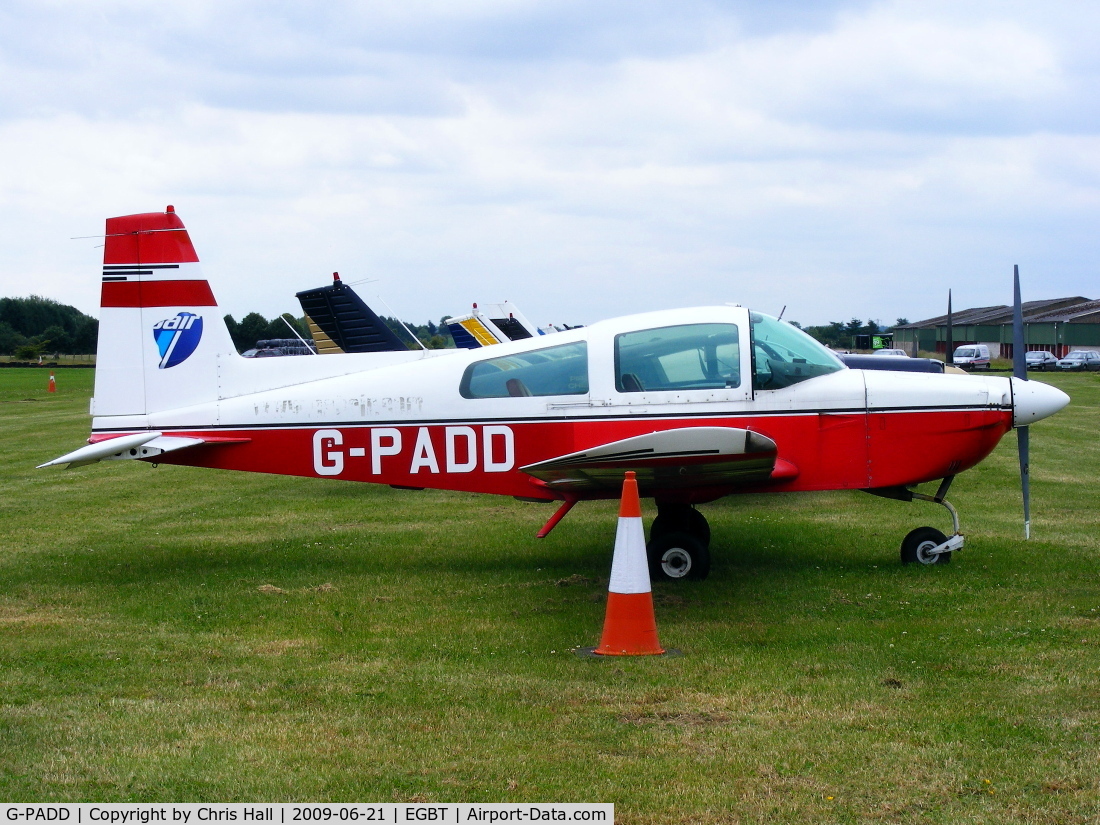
(872, 348), (909, 357)
(241, 348), (287, 358)
(1025, 351), (1059, 371)
(952, 344), (991, 370)
(1056, 350), (1100, 371)
(241, 338), (317, 358)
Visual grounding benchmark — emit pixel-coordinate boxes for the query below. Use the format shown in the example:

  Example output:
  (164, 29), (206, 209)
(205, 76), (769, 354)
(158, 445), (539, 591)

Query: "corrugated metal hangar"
(893, 297), (1100, 358)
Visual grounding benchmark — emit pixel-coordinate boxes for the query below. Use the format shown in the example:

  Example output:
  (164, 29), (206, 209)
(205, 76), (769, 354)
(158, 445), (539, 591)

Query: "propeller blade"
(1013, 264), (1026, 380)
(1018, 425), (1030, 540)
(946, 289), (953, 364)
(1013, 264), (1030, 538)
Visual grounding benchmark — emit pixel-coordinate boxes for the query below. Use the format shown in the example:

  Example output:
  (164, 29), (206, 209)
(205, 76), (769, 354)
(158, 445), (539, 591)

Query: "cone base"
(594, 591), (664, 656)
(574, 647), (680, 658)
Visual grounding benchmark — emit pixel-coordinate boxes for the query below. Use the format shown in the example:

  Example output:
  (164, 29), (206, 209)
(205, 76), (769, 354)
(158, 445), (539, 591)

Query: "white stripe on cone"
(607, 515), (651, 595)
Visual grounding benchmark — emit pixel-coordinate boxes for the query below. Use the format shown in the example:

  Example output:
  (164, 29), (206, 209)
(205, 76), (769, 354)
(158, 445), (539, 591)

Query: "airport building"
(893, 297), (1100, 358)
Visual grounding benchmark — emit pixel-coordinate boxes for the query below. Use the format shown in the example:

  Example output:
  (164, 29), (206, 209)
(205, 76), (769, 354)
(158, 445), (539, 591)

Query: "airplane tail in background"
(93, 206), (238, 418)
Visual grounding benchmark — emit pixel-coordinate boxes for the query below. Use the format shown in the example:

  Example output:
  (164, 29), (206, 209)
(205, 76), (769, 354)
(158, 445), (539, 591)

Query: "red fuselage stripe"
(104, 408), (1014, 501)
(101, 280), (217, 308)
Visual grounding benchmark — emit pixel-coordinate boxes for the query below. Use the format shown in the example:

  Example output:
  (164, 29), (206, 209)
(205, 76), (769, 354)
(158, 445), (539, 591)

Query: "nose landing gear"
(865, 476), (965, 566)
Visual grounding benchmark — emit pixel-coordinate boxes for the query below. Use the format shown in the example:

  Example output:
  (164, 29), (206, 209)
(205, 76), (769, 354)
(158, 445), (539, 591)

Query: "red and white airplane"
(41, 207), (1070, 580)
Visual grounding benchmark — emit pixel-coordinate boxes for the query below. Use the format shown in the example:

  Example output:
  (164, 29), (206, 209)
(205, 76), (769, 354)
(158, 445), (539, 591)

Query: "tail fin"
(93, 206), (237, 418)
(295, 272), (408, 354)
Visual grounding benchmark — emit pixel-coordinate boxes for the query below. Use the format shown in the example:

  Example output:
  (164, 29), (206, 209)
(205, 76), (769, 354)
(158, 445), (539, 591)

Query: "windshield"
(955, 347), (977, 357)
(750, 313), (845, 390)
(1065, 352), (1086, 360)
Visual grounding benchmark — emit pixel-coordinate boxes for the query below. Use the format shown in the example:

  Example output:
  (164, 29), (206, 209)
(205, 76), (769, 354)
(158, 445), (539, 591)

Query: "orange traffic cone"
(591, 471), (666, 656)
(47, 372), (56, 393)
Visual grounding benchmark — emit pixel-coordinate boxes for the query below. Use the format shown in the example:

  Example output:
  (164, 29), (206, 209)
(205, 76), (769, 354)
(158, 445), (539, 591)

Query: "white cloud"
(0, 0), (1097, 329)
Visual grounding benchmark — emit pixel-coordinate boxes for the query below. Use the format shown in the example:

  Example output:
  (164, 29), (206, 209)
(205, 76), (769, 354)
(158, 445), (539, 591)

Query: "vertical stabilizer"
(94, 206), (237, 418)
(295, 273), (408, 353)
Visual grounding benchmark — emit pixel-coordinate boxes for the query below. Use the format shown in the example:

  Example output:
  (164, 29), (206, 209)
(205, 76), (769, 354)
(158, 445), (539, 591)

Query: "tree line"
(0, 296), (99, 359)
(222, 312), (455, 351)
(3, 295), (909, 358)
(0, 296), (454, 358)
(796, 318), (909, 350)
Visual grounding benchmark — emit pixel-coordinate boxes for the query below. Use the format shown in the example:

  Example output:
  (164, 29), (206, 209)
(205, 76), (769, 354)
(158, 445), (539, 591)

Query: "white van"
(952, 344), (991, 370)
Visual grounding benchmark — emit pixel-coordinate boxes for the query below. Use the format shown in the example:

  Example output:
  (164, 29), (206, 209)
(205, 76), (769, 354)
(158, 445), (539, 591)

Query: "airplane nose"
(1012, 378), (1070, 427)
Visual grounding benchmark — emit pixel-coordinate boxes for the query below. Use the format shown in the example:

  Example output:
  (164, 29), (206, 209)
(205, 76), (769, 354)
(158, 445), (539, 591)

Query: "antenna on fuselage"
(777, 305), (787, 321)
(281, 314), (317, 354)
(374, 294), (428, 351)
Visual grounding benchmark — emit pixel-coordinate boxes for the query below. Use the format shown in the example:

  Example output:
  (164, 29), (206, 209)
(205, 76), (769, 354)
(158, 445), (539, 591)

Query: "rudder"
(93, 206), (236, 418)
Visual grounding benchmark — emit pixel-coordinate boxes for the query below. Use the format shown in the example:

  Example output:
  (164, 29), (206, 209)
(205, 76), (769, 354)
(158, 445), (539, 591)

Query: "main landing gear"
(867, 476), (965, 566)
(647, 503), (711, 581)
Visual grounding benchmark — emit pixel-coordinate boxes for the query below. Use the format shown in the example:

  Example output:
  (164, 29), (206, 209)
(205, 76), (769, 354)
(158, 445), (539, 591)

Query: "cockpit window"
(615, 324), (740, 392)
(461, 341), (588, 398)
(751, 313), (844, 390)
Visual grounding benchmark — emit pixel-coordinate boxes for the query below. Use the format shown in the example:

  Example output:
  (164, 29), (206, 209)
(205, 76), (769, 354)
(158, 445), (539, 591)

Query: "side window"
(460, 342), (589, 398)
(615, 324), (740, 392)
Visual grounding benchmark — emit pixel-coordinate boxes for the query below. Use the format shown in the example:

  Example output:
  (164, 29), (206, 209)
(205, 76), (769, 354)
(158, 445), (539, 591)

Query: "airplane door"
(588, 309), (754, 411)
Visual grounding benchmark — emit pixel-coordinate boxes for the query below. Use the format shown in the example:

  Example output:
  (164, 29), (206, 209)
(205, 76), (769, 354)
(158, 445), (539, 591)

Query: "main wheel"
(648, 531), (710, 581)
(900, 526), (951, 565)
(651, 505), (711, 546)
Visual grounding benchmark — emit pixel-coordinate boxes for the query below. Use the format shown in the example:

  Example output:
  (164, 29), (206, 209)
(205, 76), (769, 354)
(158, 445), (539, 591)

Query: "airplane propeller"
(946, 289), (953, 365)
(1012, 265), (1030, 539)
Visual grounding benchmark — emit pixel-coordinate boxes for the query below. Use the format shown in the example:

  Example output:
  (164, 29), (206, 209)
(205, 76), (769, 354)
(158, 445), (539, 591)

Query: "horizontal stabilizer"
(39, 433), (250, 469)
(520, 427), (779, 493)
(38, 432), (163, 468)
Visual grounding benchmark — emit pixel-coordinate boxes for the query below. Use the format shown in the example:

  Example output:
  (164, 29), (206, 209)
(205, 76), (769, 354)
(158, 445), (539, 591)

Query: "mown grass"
(2, 367), (1099, 822)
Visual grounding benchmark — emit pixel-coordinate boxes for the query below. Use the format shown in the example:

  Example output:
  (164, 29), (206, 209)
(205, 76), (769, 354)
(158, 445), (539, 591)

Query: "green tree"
(0, 321), (25, 355)
(14, 340), (50, 361)
(0, 295), (97, 353)
(237, 312), (272, 350)
(38, 324), (72, 355)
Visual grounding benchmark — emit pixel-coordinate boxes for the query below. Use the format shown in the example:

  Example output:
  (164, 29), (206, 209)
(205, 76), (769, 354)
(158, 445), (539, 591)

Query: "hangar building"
(893, 297), (1100, 358)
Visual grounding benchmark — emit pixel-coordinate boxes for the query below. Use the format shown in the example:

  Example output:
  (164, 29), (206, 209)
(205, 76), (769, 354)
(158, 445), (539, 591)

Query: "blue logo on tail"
(153, 312), (203, 369)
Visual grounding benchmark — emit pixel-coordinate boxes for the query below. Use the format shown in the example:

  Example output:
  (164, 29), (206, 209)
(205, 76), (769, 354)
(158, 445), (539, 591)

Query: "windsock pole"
(592, 471), (666, 656)
(48, 372), (56, 393)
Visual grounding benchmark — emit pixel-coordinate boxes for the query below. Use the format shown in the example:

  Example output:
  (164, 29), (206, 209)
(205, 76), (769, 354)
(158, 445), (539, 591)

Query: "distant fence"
(0, 354), (97, 367)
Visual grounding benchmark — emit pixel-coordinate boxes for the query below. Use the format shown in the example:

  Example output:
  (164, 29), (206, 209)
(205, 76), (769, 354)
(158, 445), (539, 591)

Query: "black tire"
(651, 506), (711, 546)
(900, 527), (951, 565)
(648, 531), (710, 581)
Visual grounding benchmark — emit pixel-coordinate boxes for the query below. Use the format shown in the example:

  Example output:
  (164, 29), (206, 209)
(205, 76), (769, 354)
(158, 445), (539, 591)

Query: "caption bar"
(2, 806), (612, 825)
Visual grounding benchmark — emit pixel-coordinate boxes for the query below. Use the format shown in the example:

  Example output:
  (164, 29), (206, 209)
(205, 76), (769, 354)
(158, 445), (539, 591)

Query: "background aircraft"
(41, 208), (1069, 580)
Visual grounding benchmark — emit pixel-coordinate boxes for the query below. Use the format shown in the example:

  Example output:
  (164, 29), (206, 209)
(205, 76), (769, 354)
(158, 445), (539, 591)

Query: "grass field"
(2, 367), (1099, 822)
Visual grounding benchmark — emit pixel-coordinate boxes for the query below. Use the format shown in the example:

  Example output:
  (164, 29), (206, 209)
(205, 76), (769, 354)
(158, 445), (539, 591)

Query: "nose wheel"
(901, 526), (954, 565)
(865, 476), (966, 566)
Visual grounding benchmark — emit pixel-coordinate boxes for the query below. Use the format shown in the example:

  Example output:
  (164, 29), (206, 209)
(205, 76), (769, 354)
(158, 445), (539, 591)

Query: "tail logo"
(152, 312), (203, 369)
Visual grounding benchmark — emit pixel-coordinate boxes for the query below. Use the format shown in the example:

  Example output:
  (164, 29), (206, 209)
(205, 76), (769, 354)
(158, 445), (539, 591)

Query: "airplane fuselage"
(88, 306), (1019, 504)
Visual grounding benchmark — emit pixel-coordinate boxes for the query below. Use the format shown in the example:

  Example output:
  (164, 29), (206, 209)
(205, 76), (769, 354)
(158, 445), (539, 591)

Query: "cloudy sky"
(1, 0), (1097, 329)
